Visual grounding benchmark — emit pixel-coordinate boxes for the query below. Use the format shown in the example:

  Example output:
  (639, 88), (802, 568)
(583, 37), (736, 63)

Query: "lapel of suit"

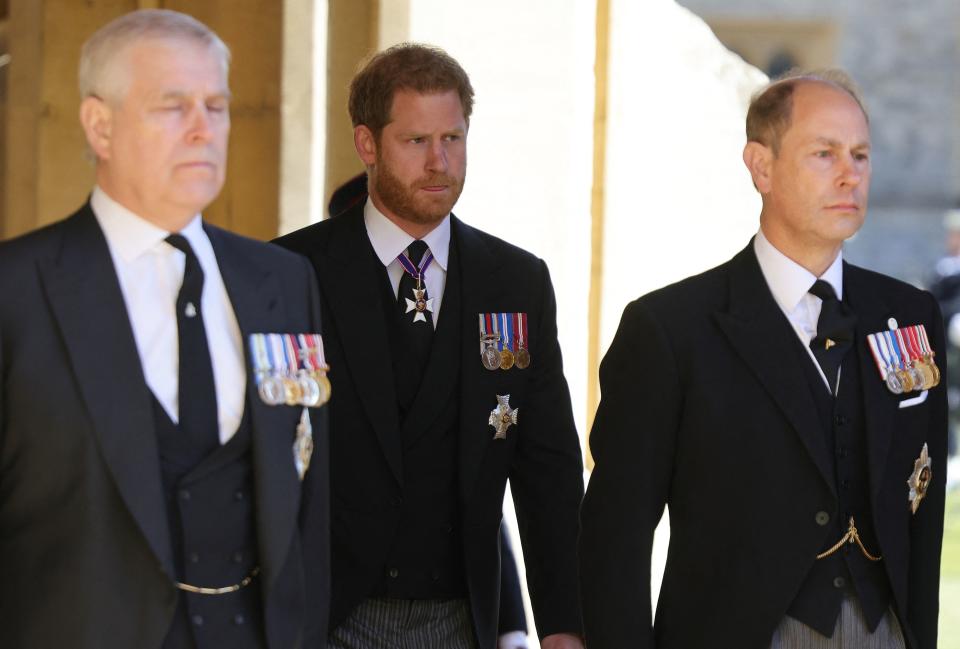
(318, 209), (402, 484)
(206, 225), (300, 594)
(38, 205), (176, 577)
(399, 231), (462, 445)
(454, 218), (502, 501)
(843, 263), (899, 504)
(713, 242), (836, 496)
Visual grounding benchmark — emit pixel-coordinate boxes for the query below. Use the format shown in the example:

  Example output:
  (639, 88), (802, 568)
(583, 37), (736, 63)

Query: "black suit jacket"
(274, 205), (584, 649)
(580, 242), (946, 649)
(0, 204), (330, 649)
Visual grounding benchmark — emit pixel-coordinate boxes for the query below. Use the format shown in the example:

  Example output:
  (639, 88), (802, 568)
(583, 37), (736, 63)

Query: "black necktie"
(166, 234), (219, 457)
(808, 279), (857, 395)
(396, 240), (434, 394)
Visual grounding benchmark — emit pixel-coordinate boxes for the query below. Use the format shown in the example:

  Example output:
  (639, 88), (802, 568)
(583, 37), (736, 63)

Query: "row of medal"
(866, 324), (940, 395)
(249, 333), (331, 407)
(479, 312), (531, 371)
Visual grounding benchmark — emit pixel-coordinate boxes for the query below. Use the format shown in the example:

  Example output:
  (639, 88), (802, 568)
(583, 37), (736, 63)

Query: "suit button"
(431, 569), (441, 581)
(815, 511), (830, 526)
(234, 490), (245, 501)
(388, 568), (399, 578)
(392, 496), (403, 507)
(179, 489), (191, 501)
(445, 524), (454, 533)
(234, 613), (246, 626)
(834, 415), (848, 426)
(188, 552), (200, 564)
(191, 615), (204, 627)
(833, 577), (846, 589)
(840, 479), (850, 490)
(836, 446), (848, 459)
(233, 551), (244, 564)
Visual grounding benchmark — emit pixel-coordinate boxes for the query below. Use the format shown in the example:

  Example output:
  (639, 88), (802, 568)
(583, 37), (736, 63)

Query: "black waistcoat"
(787, 344), (892, 635)
(152, 396), (267, 649)
(370, 237), (467, 599)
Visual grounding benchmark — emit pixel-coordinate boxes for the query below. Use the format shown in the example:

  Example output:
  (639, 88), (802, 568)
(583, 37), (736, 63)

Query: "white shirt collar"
(363, 197), (450, 271)
(753, 228), (843, 312)
(91, 185), (204, 259)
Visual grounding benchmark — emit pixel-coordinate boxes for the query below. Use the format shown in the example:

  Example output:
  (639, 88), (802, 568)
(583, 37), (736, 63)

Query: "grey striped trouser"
(769, 596), (906, 649)
(330, 598), (478, 649)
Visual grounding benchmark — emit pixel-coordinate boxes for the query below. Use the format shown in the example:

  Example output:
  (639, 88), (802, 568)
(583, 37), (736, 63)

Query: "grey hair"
(78, 9), (230, 101)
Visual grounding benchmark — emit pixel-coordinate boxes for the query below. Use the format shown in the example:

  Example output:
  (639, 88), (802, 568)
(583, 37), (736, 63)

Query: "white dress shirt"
(364, 198), (450, 328)
(92, 186), (246, 443)
(753, 228), (844, 393)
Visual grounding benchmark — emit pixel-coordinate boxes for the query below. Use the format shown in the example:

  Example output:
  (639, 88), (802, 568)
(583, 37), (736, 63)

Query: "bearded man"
(275, 44), (584, 649)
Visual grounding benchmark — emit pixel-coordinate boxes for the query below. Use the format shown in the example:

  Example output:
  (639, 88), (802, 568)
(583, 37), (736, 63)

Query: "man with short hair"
(0, 10), (329, 649)
(276, 44), (584, 649)
(580, 70), (946, 649)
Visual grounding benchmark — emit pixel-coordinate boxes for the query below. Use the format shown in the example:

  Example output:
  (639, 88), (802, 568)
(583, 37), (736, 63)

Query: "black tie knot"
(406, 240), (429, 266)
(808, 279), (838, 302)
(166, 233), (193, 256)
(808, 278), (857, 394)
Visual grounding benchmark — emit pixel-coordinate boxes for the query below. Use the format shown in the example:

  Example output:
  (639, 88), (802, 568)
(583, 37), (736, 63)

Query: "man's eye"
(207, 102), (228, 113)
(815, 150), (832, 158)
(409, 137), (425, 144)
(444, 134), (461, 142)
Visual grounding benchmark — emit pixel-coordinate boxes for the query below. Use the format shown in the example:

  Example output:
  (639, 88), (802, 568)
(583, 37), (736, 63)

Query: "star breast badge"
(907, 443), (932, 515)
(488, 394), (518, 440)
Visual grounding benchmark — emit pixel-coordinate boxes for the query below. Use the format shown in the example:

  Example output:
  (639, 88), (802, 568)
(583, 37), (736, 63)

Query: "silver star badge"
(907, 442), (932, 515)
(488, 394), (518, 440)
(404, 288), (434, 323)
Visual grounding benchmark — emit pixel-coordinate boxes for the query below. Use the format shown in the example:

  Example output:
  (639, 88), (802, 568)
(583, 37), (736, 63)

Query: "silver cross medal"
(405, 285), (434, 323)
(488, 394), (518, 440)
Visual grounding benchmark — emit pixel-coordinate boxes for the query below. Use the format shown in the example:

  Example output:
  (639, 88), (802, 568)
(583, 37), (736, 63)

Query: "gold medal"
(515, 346), (530, 369)
(282, 376), (302, 406)
(499, 348), (515, 370)
(915, 362), (935, 391)
(895, 368), (915, 393)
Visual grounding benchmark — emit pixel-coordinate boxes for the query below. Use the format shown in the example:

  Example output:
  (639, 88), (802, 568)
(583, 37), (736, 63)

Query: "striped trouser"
(769, 597), (906, 649)
(330, 598), (478, 649)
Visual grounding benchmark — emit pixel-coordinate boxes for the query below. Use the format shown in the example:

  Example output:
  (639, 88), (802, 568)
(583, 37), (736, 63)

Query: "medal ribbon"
(297, 334), (315, 373)
(311, 334), (329, 370)
(491, 314), (502, 351)
(518, 313), (528, 349)
(269, 334), (288, 377)
(866, 333), (889, 381)
(396, 247), (434, 286)
(478, 314), (489, 339)
(500, 313), (513, 352)
(883, 330), (904, 370)
(285, 334), (304, 373)
(282, 334), (300, 375)
(249, 334), (270, 385)
(905, 326), (924, 363)
(877, 331), (897, 375)
(893, 329), (913, 367)
(918, 325), (935, 358)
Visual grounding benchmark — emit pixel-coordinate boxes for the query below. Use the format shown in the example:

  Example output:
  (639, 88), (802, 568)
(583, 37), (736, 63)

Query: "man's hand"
(540, 633), (584, 649)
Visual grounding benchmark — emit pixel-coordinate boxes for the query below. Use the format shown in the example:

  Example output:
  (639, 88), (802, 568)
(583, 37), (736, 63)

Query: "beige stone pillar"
(324, 0), (378, 210)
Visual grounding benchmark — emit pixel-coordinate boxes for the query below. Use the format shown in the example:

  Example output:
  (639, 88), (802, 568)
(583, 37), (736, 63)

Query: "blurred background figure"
(927, 204), (960, 489)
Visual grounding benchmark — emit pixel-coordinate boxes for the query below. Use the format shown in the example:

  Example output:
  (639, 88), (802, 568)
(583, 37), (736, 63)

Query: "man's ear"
(79, 96), (113, 161)
(743, 141), (774, 194)
(354, 125), (377, 166)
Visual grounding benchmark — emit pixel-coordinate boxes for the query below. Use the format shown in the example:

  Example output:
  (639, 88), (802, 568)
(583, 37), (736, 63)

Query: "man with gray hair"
(581, 69), (946, 649)
(0, 9), (329, 649)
